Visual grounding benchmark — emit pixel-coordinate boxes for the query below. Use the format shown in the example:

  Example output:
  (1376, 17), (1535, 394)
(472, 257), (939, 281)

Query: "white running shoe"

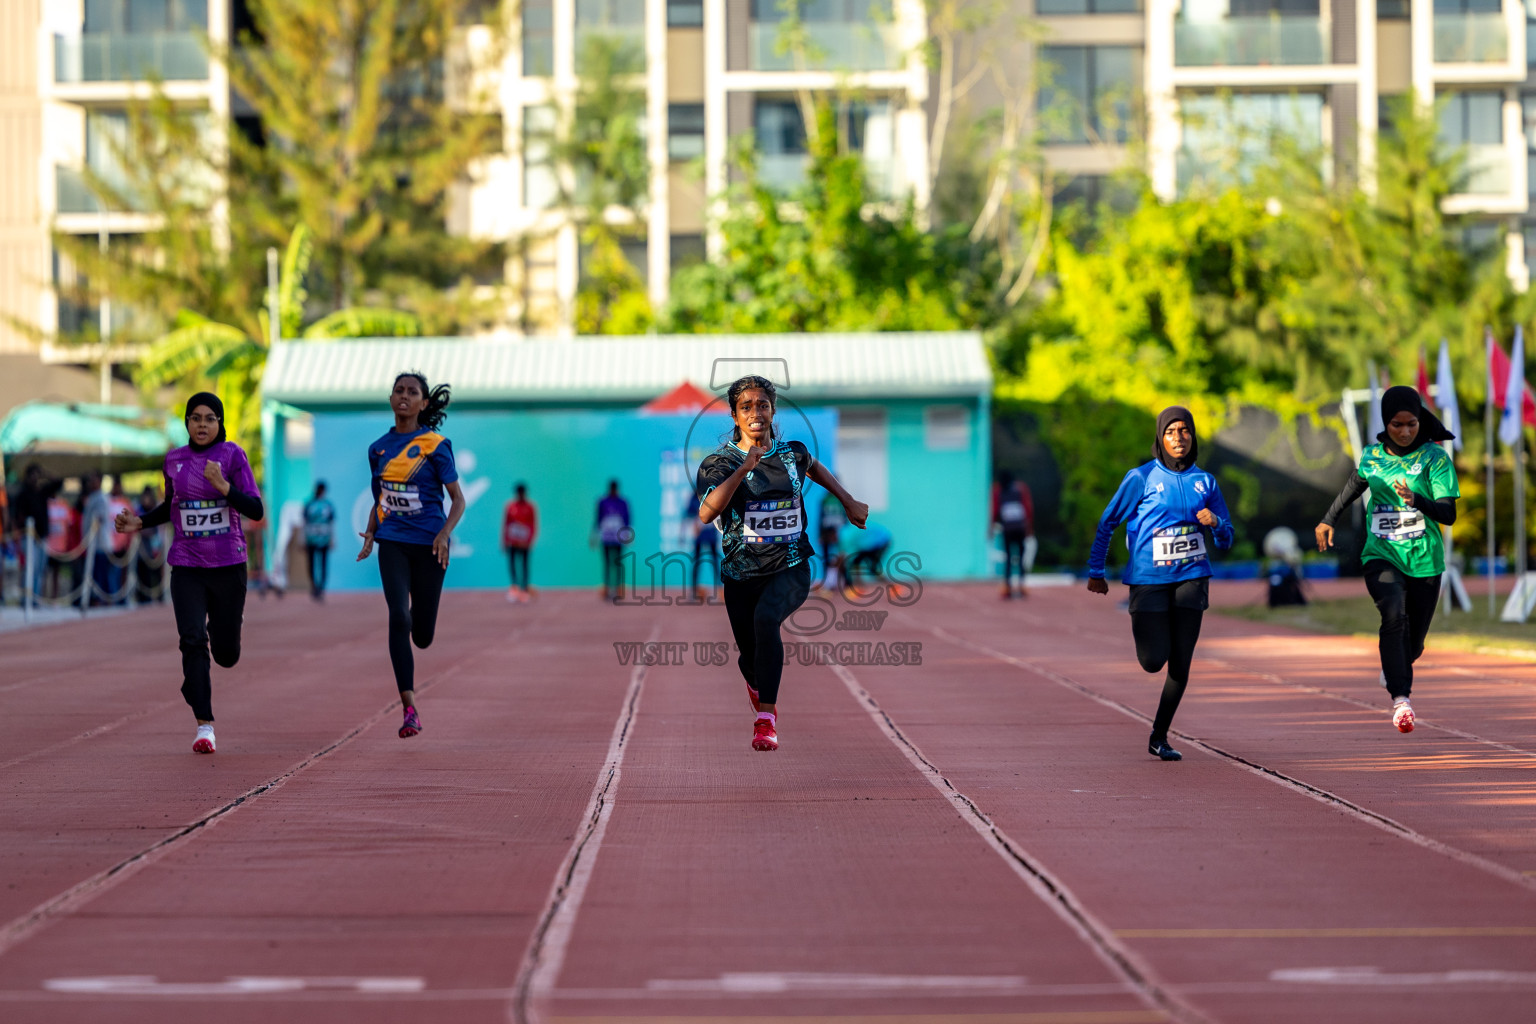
(1391, 699), (1415, 734)
(193, 724), (216, 754)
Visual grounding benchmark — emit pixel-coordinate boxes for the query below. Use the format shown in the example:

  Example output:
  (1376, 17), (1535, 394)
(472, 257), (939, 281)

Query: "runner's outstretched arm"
(806, 460), (868, 528)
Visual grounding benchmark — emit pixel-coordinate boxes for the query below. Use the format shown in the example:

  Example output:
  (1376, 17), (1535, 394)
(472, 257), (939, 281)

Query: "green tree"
(134, 224), (419, 467)
(663, 101), (980, 333)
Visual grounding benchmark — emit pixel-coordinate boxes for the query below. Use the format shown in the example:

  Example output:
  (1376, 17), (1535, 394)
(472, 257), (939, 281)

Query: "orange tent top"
(641, 380), (715, 413)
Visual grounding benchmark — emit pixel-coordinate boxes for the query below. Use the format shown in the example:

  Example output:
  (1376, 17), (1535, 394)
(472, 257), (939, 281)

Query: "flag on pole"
(1489, 333), (1536, 429)
(1367, 360), (1385, 442)
(1417, 347), (1432, 402)
(1436, 339), (1462, 450)
(1501, 326), (1530, 447)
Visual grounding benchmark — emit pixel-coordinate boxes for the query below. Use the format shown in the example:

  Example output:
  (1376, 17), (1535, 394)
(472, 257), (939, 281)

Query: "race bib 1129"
(1152, 524), (1207, 566)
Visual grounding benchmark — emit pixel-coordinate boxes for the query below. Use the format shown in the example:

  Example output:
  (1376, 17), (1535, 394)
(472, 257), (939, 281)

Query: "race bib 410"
(179, 499), (231, 537)
(743, 498), (802, 545)
(1152, 524), (1208, 566)
(380, 481), (424, 515)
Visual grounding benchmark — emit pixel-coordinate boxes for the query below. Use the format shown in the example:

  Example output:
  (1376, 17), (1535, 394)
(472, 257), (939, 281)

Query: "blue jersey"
(368, 428), (458, 546)
(1087, 461), (1234, 585)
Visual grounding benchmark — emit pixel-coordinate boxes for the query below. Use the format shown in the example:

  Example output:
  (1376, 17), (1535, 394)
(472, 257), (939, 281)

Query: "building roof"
(262, 333), (992, 407)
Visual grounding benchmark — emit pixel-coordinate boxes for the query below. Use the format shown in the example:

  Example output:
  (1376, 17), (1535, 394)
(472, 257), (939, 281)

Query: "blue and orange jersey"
(368, 427), (458, 545)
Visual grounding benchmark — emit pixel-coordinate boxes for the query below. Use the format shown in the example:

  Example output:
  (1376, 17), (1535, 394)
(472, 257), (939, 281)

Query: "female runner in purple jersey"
(116, 393), (263, 754)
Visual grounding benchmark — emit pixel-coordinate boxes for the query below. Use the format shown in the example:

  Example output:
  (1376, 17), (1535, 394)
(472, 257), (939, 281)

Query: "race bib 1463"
(381, 481), (424, 515)
(743, 498), (802, 545)
(179, 499), (230, 537)
(1152, 524), (1207, 566)
(1370, 504), (1426, 542)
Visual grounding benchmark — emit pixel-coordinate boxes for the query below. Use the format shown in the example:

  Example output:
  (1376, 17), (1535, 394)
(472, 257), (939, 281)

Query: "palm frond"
(301, 307), (422, 339)
(134, 321), (254, 388)
(278, 223), (313, 338)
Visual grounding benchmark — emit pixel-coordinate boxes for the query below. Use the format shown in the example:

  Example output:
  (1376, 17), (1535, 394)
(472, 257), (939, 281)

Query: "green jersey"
(1356, 442), (1459, 578)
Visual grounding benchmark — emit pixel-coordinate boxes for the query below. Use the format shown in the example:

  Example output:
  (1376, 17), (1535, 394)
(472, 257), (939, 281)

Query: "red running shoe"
(746, 683), (761, 713)
(752, 716), (778, 752)
(1392, 699), (1414, 734)
(400, 705), (422, 738)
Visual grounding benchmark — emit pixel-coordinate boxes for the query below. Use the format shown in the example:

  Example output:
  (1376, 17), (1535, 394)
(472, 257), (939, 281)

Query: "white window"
(924, 405), (969, 451)
(836, 407), (888, 513)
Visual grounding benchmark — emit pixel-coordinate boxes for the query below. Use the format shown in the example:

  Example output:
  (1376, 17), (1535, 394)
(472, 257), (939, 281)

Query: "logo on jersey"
(1194, 480), (1207, 495)
(1408, 463), (1424, 475)
(407, 445), (421, 458)
(1154, 482), (1165, 493)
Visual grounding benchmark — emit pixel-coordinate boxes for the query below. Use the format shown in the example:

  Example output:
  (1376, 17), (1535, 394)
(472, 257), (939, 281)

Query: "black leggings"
(377, 540), (446, 694)
(602, 543), (624, 595)
(1128, 579), (1207, 743)
(1002, 530), (1026, 582)
(1362, 559), (1441, 701)
(170, 564), (247, 722)
(722, 561), (811, 707)
(307, 545), (329, 596)
(508, 547), (530, 588)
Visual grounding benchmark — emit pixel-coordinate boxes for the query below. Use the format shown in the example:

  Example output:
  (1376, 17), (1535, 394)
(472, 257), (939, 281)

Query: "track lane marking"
(511, 621), (660, 1024)
(828, 663), (1210, 1024)
(934, 588), (1536, 758)
(0, 620), (541, 960)
(1116, 927), (1536, 939)
(923, 625), (1536, 896)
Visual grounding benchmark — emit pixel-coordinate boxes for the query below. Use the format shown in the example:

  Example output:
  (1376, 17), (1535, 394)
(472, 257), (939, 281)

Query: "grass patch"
(1219, 594), (1536, 660)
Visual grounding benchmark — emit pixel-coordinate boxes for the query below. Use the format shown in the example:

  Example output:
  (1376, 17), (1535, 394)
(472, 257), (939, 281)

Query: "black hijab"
(185, 391), (227, 450)
(1154, 406), (1198, 472)
(1378, 385), (1453, 455)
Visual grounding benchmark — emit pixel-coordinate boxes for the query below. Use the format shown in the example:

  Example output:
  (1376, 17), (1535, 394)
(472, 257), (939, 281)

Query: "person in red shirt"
(990, 471), (1036, 599)
(502, 482), (537, 603)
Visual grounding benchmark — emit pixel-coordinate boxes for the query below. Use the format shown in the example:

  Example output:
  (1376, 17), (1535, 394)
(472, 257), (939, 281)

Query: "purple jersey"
(163, 442), (257, 568)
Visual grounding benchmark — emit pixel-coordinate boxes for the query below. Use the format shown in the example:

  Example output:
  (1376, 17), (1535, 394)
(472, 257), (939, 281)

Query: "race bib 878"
(1152, 524), (1207, 566)
(743, 498), (802, 545)
(179, 499), (230, 537)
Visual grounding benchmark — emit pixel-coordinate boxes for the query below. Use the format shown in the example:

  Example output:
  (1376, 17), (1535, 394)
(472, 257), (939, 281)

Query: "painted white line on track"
(0, 623), (539, 960)
(829, 663), (1216, 1024)
(510, 622), (659, 1024)
(927, 625), (1536, 897)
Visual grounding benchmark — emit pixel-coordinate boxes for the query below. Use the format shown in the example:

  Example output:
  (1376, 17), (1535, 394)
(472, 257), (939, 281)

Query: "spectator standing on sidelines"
(686, 489), (720, 601)
(502, 482), (537, 603)
(81, 473), (119, 605)
(991, 471), (1035, 599)
(303, 481), (337, 601)
(594, 480), (631, 602)
(14, 464), (62, 597)
(48, 487), (82, 600)
(135, 484), (166, 603)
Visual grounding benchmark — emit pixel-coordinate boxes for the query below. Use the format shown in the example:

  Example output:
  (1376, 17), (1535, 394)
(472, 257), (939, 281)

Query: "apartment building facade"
(454, 0), (932, 333)
(1035, 0), (1534, 286)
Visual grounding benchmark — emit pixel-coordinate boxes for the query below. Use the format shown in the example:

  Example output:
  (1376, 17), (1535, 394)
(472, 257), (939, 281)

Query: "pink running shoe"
(192, 724), (216, 754)
(752, 716), (778, 752)
(1392, 699), (1415, 734)
(400, 705), (422, 739)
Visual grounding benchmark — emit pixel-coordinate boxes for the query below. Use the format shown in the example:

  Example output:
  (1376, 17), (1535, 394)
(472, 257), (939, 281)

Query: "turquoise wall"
(264, 396), (991, 589)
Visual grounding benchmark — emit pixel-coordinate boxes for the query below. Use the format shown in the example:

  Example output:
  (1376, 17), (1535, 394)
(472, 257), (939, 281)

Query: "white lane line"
(829, 663), (1216, 1024)
(0, 624), (537, 960)
(927, 625), (1536, 897)
(509, 622), (658, 1024)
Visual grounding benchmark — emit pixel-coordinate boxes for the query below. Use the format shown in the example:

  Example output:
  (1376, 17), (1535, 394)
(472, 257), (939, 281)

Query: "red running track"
(0, 582), (1533, 1024)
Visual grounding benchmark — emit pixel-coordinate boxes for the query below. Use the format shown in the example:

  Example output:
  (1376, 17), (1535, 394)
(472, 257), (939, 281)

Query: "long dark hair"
(726, 375), (777, 443)
(395, 371), (451, 431)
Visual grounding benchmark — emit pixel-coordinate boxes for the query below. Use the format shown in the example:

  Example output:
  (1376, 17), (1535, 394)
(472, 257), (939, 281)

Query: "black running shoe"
(1148, 738), (1182, 761)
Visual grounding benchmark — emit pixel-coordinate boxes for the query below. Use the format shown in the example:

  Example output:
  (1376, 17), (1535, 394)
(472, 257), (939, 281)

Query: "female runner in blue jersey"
(356, 372), (467, 739)
(1086, 407), (1234, 761)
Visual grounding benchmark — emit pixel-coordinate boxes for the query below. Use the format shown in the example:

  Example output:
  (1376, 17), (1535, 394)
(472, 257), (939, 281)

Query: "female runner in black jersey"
(695, 376), (869, 751)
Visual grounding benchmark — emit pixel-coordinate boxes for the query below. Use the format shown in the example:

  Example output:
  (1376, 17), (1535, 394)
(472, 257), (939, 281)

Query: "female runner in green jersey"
(1315, 386), (1459, 734)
